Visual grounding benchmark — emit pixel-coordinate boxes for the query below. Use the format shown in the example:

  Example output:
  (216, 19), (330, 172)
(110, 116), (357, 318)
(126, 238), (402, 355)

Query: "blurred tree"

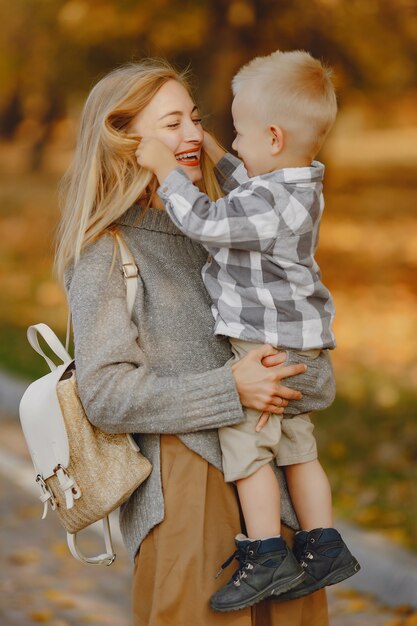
(0, 0), (416, 164)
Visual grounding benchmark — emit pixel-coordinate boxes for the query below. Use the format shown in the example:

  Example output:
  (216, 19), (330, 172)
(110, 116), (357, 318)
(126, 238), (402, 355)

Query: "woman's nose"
(184, 119), (203, 143)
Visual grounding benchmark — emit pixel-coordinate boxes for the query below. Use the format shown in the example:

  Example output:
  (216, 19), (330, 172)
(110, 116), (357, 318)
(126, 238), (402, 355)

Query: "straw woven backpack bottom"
(19, 233), (152, 565)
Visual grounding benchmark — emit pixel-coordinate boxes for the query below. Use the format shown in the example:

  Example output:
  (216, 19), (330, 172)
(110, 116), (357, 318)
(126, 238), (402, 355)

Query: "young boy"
(136, 49), (360, 612)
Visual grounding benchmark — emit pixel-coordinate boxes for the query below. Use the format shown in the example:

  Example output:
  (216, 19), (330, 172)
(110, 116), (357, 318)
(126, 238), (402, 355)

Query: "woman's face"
(131, 80), (204, 183)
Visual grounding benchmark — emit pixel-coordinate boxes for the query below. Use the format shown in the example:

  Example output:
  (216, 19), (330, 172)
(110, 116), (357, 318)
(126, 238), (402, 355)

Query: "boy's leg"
(212, 339), (305, 611)
(236, 462), (281, 538)
(284, 459), (333, 530)
(221, 337), (288, 528)
(210, 462), (305, 613)
(275, 419), (360, 599)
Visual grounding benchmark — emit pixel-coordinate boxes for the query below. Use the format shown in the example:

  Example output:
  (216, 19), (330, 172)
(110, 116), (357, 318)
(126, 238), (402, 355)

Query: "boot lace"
(215, 545), (255, 587)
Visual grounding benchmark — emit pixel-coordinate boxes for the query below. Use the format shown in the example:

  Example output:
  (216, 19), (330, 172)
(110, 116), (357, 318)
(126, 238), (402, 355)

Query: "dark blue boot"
(273, 527), (361, 600)
(210, 534), (305, 612)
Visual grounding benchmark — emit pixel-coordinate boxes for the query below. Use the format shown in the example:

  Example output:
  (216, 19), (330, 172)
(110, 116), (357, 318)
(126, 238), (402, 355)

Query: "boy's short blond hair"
(232, 50), (337, 159)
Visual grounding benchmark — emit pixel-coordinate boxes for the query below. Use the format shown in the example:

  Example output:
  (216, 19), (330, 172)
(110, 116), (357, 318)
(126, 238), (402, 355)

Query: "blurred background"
(0, 0), (416, 565)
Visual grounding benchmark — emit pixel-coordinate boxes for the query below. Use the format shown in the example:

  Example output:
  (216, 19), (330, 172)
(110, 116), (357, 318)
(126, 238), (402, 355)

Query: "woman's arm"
(68, 235), (303, 436)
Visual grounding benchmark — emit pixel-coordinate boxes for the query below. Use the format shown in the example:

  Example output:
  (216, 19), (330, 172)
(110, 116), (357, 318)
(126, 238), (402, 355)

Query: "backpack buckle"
(122, 262), (138, 279)
(36, 474), (57, 516)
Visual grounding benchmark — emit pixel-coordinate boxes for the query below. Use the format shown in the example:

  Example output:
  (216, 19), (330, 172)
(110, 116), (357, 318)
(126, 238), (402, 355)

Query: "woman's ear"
(269, 125), (284, 155)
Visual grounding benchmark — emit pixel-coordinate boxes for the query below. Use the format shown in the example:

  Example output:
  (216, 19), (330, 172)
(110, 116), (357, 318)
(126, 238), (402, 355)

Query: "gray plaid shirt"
(158, 153), (335, 350)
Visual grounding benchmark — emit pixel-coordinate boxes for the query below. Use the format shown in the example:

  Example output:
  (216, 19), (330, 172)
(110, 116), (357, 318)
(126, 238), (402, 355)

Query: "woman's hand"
(231, 344), (305, 415)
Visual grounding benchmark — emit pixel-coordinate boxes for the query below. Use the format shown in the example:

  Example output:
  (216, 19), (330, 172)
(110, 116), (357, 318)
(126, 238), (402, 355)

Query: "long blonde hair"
(55, 59), (222, 284)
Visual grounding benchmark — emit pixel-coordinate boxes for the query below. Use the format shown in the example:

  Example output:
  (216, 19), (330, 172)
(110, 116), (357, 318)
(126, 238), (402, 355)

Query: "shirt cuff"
(158, 167), (194, 201)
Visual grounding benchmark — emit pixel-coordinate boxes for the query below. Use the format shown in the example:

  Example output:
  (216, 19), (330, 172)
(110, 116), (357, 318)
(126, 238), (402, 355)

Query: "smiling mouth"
(175, 150), (200, 167)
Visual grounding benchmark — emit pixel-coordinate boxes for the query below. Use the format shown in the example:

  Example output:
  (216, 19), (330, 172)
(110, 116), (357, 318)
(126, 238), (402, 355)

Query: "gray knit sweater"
(65, 205), (298, 561)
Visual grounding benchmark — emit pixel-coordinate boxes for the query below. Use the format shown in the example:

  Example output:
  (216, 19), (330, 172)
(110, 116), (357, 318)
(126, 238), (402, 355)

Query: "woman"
(55, 59), (329, 625)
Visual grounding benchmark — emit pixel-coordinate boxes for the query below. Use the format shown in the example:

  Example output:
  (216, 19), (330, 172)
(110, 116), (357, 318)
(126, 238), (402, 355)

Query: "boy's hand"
(203, 130), (226, 165)
(135, 137), (178, 184)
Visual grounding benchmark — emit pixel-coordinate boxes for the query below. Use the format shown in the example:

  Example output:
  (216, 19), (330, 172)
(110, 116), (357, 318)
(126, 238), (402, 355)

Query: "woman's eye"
(192, 118), (202, 125)
(166, 122), (180, 129)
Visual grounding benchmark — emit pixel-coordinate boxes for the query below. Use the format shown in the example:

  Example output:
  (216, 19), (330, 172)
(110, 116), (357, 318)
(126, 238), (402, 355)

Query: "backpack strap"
(67, 516), (116, 566)
(65, 231), (139, 351)
(114, 232), (139, 318)
(27, 324), (72, 372)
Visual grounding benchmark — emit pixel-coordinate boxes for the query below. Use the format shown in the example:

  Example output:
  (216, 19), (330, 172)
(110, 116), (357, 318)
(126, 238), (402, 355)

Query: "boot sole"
(210, 570), (305, 612)
(273, 559), (361, 601)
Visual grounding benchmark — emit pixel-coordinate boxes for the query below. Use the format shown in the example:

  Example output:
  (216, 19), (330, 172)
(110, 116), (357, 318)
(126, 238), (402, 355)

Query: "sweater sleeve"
(66, 235), (245, 435)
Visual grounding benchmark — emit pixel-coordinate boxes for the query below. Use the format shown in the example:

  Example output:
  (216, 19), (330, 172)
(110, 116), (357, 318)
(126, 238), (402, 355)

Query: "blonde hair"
(232, 50), (337, 160)
(55, 59), (221, 284)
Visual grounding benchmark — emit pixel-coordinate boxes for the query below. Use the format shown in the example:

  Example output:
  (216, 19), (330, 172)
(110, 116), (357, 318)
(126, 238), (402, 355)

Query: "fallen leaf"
(27, 609), (54, 622)
(44, 589), (77, 609)
(8, 548), (40, 565)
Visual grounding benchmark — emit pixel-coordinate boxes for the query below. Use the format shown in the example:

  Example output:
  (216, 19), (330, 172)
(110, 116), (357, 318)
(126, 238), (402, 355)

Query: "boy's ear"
(269, 125), (284, 155)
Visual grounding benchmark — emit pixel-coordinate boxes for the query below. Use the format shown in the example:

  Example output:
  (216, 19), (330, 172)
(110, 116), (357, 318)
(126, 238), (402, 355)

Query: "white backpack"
(19, 234), (152, 565)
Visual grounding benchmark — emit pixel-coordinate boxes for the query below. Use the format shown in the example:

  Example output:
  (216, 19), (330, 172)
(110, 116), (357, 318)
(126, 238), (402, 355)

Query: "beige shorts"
(219, 338), (318, 482)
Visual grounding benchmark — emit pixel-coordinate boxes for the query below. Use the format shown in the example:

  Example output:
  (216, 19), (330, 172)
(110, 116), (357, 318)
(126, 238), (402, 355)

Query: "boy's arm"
(159, 167), (279, 252)
(214, 153), (251, 194)
(135, 136), (278, 251)
(203, 131), (250, 194)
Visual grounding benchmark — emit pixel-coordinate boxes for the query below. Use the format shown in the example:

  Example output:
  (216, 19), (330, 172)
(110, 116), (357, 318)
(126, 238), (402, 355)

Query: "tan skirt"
(132, 435), (328, 626)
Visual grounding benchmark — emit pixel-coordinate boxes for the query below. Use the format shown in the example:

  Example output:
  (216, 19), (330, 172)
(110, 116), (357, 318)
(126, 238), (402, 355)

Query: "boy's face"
(231, 92), (272, 177)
